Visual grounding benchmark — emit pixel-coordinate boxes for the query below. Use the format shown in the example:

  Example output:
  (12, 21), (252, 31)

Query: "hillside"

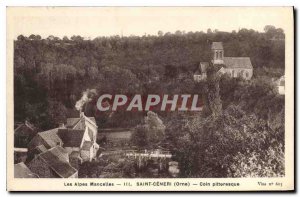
(14, 26), (285, 129)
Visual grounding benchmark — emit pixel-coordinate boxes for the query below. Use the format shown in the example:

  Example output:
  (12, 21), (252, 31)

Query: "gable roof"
(35, 145), (48, 153)
(66, 118), (81, 128)
(57, 129), (85, 147)
(223, 57), (253, 69)
(72, 118), (86, 130)
(15, 162), (38, 178)
(14, 121), (38, 136)
(66, 116), (97, 129)
(37, 128), (62, 148)
(211, 42), (223, 50)
(39, 146), (77, 178)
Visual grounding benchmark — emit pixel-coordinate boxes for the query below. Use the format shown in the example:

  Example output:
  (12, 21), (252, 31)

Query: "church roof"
(211, 42), (223, 50)
(223, 57), (253, 69)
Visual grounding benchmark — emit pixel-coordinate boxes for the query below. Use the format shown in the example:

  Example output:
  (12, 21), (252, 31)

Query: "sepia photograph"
(6, 6), (294, 191)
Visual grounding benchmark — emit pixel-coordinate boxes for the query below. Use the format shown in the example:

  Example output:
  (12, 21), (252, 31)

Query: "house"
(14, 148), (28, 164)
(66, 113), (98, 143)
(57, 128), (98, 162)
(194, 42), (253, 81)
(28, 146), (78, 178)
(28, 112), (99, 163)
(14, 162), (38, 178)
(275, 75), (285, 95)
(14, 120), (39, 148)
(193, 62), (209, 82)
(28, 127), (63, 159)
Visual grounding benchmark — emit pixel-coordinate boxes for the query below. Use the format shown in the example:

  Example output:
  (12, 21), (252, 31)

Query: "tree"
(204, 65), (222, 117)
(264, 25), (276, 33)
(169, 105), (284, 178)
(131, 125), (148, 148)
(175, 30), (182, 35)
(47, 100), (68, 127)
(229, 143), (284, 177)
(144, 111), (166, 145)
(264, 25), (285, 40)
(71, 35), (84, 42)
(157, 31), (164, 37)
(28, 34), (41, 40)
(63, 36), (69, 41)
(131, 111), (166, 149)
(17, 35), (26, 41)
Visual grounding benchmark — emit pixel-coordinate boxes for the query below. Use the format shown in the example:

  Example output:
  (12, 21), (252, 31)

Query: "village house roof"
(37, 128), (63, 148)
(15, 162), (38, 178)
(57, 129), (85, 148)
(15, 120), (35, 131)
(39, 146), (77, 178)
(14, 121), (39, 137)
(35, 144), (48, 153)
(66, 116), (97, 129)
(211, 42), (224, 50)
(223, 57), (253, 69)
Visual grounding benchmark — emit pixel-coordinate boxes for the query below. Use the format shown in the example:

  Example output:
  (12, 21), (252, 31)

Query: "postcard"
(7, 7), (294, 191)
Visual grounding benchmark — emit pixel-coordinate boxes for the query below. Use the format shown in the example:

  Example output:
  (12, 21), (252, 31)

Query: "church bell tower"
(211, 42), (224, 64)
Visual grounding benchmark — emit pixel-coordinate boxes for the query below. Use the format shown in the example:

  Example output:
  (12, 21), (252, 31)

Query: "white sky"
(7, 7), (292, 39)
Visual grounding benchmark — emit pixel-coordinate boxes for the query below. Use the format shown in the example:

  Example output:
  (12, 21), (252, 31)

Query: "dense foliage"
(15, 26), (285, 178)
(165, 74), (284, 177)
(14, 26), (284, 129)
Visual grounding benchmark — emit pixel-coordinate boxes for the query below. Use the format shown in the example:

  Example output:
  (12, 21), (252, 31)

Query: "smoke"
(75, 89), (98, 111)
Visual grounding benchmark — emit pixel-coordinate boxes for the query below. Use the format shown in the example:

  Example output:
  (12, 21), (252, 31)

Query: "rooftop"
(223, 57), (253, 69)
(14, 121), (38, 136)
(37, 128), (62, 148)
(57, 129), (85, 148)
(66, 116), (97, 129)
(39, 146), (77, 178)
(15, 162), (38, 178)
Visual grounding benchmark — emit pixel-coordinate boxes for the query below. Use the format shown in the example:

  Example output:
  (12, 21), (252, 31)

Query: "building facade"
(194, 42), (253, 81)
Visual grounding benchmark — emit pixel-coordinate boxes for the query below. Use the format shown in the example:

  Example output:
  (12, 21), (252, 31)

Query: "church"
(194, 42), (253, 82)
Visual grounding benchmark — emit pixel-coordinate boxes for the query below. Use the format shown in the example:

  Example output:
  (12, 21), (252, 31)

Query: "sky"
(7, 7), (292, 39)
